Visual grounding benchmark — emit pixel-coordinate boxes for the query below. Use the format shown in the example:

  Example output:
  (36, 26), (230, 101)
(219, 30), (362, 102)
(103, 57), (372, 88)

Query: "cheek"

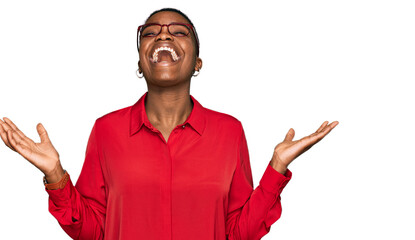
(182, 44), (197, 67)
(138, 41), (151, 62)
(139, 52), (152, 71)
(139, 48), (146, 61)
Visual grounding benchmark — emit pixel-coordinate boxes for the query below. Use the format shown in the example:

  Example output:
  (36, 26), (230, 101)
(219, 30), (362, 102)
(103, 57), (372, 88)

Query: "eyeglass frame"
(136, 22), (200, 55)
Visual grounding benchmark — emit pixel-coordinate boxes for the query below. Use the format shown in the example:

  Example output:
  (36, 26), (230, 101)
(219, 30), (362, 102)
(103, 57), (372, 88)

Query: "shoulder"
(93, 105), (132, 129)
(203, 107), (243, 134)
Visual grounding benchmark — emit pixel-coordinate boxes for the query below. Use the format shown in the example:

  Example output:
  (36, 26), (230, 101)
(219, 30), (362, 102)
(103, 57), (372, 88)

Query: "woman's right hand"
(0, 117), (64, 183)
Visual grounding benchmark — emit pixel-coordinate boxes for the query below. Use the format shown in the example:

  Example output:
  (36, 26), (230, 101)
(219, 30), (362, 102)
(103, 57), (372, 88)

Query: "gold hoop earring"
(136, 69), (144, 78)
(193, 70), (200, 77)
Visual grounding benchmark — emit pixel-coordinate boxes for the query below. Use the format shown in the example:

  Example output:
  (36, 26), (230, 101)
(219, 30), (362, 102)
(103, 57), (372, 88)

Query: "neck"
(145, 87), (193, 128)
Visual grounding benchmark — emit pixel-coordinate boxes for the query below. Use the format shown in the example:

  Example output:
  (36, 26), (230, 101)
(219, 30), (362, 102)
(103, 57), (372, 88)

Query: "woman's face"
(138, 11), (202, 87)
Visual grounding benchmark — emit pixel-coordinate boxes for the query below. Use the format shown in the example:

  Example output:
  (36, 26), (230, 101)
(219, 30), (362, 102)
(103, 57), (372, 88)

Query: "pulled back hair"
(138, 8), (200, 57)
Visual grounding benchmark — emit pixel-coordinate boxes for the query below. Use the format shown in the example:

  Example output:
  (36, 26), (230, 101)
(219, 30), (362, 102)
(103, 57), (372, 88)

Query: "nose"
(156, 25), (173, 42)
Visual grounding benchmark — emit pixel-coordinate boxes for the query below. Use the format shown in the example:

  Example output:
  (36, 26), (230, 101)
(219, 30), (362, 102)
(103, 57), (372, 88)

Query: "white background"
(0, 0), (414, 239)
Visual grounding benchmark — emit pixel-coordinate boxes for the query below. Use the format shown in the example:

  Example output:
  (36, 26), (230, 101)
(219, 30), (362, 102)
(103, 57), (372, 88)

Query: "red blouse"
(45, 91), (292, 240)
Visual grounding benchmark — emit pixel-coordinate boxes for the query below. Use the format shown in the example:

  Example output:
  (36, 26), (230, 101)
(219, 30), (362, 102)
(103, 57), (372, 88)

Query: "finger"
(0, 121), (14, 150)
(330, 121), (339, 128)
(322, 121), (339, 133)
(283, 128), (295, 142)
(2, 118), (34, 147)
(37, 123), (51, 143)
(296, 121), (339, 152)
(303, 121), (330, 142)
(6, 129), (18, 151)
(316, 121), (329, 133)
(4, 122), (27, 140)
(2, 118), (30, 146)
(0, 119), (11, 132)
(3, 117), (28, 139)
(7, 129), (33, 160)
(316, 121), (339, 139)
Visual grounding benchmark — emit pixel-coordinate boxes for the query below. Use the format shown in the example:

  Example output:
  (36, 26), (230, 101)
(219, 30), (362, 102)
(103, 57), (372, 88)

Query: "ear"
(195, 57), (203, 72)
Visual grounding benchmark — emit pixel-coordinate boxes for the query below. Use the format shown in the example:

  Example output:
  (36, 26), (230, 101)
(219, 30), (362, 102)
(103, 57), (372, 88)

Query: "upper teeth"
(152, 47), (178, 62)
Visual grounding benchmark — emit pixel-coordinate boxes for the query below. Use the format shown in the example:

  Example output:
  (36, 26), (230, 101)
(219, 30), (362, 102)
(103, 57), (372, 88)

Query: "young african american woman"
(0, 8), (338, 240)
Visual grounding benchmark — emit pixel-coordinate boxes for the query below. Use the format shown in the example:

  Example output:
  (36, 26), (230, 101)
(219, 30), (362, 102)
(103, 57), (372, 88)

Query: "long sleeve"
(226, 123), (292, 240)
(45, 120), (107, 240)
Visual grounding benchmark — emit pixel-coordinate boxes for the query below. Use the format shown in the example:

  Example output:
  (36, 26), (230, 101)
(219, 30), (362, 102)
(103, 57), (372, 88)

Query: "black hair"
(138, 8), (200, 57)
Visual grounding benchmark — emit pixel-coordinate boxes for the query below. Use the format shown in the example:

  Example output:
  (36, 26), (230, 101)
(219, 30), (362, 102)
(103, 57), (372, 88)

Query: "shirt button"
(182, 125), (185, 128)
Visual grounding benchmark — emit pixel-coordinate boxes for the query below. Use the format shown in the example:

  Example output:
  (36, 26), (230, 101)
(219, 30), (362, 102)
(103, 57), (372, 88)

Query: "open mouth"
(150, 46), (180, 64)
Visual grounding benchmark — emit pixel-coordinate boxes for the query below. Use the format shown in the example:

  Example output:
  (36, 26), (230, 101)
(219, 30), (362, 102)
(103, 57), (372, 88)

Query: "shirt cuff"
(45, 173), (73, 207)
(259, 161), (292, 195)
(44, 170), (69, 190)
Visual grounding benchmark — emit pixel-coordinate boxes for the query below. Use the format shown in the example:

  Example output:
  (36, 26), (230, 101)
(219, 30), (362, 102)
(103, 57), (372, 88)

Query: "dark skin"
(0, 11), (338, 185)
(137, 11), (202, 143)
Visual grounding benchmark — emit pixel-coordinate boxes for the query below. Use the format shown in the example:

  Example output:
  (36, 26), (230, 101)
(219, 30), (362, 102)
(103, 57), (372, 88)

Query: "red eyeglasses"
(136, 22), (199, 53)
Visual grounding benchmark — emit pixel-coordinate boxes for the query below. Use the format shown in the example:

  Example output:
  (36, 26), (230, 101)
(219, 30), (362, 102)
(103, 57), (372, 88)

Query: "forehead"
(145, 11), (190, 25)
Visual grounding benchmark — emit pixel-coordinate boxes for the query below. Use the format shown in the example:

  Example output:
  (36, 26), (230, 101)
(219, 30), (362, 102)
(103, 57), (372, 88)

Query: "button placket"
(167, 125), (182, 145)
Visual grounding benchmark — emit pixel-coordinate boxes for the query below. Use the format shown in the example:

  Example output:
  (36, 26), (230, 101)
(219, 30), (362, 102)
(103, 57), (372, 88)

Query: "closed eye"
(173, 31), (187, 36)
(143, 32), (157, 37)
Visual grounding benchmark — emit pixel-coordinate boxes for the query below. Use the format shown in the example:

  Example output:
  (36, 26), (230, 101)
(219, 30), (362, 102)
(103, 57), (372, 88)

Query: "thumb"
(37, 123), (50, 143)
(283, 128), (295, 142)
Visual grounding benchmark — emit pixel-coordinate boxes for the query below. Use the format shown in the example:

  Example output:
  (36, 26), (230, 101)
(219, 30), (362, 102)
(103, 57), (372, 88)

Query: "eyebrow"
(144, 21), (188, 25)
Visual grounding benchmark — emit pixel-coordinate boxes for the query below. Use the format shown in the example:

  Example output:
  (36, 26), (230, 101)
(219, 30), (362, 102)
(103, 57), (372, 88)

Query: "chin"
(145, 74), (185, 87)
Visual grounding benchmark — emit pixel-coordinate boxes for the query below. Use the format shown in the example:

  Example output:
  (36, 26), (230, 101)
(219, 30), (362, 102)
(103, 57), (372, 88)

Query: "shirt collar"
(130, 91), (206, 137)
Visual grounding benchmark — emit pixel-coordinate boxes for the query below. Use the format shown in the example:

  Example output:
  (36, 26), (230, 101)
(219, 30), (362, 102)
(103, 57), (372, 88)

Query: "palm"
(272, 121), (339, 168)
(0, 117), (60, 175)
(19, 137), (59, 173)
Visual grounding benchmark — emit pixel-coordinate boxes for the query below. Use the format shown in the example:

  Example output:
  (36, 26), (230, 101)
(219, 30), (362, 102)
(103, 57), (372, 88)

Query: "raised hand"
(270, 121), (339, 174)
(0, 117), (64, 181)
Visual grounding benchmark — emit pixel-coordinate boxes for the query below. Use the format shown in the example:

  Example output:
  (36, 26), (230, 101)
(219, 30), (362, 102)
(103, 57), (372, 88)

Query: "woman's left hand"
(270, 121), (339, 175)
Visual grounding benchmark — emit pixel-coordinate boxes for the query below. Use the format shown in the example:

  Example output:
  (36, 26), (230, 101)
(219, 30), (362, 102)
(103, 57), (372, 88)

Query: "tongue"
(158, 50), (174, 63)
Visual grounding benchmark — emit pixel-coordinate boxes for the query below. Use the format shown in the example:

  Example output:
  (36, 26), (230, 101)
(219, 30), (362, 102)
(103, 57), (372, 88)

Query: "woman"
(0, 8), (338, 240)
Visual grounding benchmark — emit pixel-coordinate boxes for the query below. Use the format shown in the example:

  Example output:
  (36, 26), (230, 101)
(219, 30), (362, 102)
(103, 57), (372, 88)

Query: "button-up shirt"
(45, 91), (292, 240)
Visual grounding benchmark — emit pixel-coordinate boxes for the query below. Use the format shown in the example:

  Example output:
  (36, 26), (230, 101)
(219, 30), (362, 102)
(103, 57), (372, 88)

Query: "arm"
(226, 124), (291, 240)
(45, 120), (107, 240)
(226, 120), (338, 239)
(0, 117), (107, 239)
